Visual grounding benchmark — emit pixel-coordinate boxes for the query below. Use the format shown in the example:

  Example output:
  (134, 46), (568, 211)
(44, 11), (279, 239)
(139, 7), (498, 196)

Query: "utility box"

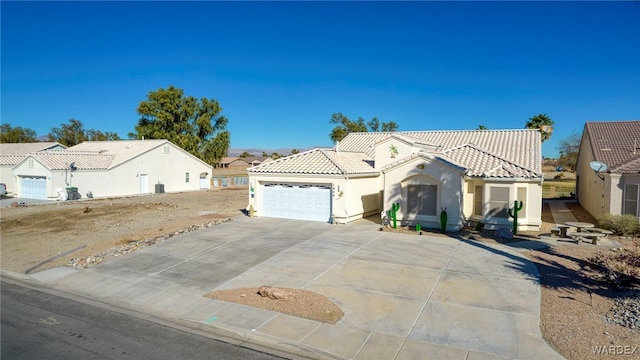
(155, 183), (165, 194)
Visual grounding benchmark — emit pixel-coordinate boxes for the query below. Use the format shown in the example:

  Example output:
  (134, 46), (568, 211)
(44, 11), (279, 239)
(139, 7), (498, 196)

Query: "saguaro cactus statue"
(440, 207), (447, 234)
(508, 200), (523, 235)
(387, 202), (400, 229)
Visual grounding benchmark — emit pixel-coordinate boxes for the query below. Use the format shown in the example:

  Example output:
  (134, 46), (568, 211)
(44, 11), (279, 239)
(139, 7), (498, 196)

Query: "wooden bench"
(568, 231), (606, 245)
(551, 225), (570, 237)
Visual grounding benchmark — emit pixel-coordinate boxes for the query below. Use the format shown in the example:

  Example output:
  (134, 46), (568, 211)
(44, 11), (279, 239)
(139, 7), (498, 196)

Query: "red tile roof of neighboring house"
(584, 120), (640, 173)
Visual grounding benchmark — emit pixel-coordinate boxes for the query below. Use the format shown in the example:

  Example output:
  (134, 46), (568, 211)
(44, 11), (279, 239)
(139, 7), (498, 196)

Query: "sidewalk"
(4, 215), (567, 360)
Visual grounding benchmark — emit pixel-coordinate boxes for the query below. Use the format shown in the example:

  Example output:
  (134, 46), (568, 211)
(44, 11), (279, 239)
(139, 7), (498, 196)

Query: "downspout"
(344, 176), (349, 224)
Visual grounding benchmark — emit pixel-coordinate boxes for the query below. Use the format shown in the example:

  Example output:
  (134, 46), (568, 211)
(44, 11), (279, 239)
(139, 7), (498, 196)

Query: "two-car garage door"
(261, 183), (332, 222)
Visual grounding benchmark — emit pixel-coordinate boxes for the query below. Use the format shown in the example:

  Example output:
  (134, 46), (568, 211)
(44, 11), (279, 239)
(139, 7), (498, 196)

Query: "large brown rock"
(258, 286), (294, 301)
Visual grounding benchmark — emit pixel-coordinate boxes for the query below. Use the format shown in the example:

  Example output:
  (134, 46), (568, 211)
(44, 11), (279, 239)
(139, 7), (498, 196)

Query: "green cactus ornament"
(387, 202), (400, 229)
(508, 200), (523, 235)
(440, 207), (447, 234)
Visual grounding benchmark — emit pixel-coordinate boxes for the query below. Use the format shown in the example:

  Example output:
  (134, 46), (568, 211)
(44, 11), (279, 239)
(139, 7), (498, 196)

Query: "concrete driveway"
(24, 216), (562, 360)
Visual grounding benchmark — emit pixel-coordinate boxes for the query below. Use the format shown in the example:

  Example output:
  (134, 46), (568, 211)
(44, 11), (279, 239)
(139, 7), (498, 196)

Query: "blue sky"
(2, 1), (639, 158)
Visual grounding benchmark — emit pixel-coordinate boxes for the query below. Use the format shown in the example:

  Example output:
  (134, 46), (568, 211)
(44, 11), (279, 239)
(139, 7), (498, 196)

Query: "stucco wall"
(576, 135), (607, 219)
(13, 144), (212, 199)
(383, 156), (465, 231)
(464, 179), (542, 232)
(13, 159), (51, 197)
(374, 137), (414, 170)
(1, 165), (17, 193)
(341, 176), (381, 223)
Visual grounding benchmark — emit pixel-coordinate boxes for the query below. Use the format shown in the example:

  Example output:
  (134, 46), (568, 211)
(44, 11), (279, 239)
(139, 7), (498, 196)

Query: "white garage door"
(20, 176), (47, 200)
(261, 183), (332, 222)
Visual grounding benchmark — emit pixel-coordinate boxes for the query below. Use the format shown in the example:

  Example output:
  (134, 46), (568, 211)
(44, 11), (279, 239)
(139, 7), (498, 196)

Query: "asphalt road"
(1, 279), (287, 360)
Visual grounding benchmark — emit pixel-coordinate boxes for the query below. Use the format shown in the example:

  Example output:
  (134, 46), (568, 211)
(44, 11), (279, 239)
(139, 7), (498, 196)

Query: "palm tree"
(476, 125), (488, 130)
(526, 113), (554, 143)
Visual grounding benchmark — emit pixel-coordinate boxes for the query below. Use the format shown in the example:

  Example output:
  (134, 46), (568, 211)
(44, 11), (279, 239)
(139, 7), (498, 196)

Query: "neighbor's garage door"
(20, 176), (47, 200)
(261, 183), (332, 222)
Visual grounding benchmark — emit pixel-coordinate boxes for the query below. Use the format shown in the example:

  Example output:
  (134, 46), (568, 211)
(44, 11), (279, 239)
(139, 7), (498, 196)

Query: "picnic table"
(565, 221), (595, 232)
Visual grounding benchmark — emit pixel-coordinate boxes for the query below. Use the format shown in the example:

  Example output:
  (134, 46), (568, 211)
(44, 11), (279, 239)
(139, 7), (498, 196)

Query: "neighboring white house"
(248, 130), (543, 232)
(0, 142), (67, 194)
(12, 139), (212, 200)
(575, 120), (640, 220)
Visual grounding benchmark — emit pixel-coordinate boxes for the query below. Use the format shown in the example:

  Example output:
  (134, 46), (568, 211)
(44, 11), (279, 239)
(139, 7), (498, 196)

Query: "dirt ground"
(2, 191), (639, 358)
(0, 188), (248, 273)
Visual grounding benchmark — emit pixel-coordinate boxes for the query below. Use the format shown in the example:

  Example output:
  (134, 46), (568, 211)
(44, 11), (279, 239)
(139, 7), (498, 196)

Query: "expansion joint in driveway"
(393, 239), (462, 359)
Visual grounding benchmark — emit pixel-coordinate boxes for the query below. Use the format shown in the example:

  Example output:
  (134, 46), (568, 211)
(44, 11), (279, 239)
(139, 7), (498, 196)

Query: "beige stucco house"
(576, 120), (640, 220)
(11, 139), (212, 200)
(0, 142), (67, 194)
(248, 130), (543, 232)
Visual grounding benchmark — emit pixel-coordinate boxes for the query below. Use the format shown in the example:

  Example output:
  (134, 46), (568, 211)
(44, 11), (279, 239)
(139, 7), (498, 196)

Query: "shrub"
(587, 246), (640, 286)
(598, 214), (640, 235)
(554, 173), (565, 179)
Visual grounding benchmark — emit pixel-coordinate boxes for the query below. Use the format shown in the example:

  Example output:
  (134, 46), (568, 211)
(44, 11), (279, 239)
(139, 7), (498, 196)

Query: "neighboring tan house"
(0, 142), (67, 194)
(12, 139), (212, 200)
(248, 130), (543, 232)
(576, 120), (640, 220)
(213, 155), (273, 187)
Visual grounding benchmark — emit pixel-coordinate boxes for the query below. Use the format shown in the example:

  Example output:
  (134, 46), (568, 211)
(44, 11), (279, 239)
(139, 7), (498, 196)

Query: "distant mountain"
(227, 146), (325, 157)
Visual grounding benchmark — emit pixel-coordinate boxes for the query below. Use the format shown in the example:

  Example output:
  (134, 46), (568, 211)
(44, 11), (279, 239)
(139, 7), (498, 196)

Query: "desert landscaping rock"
(69, 217), (231, 269)
(605, 289), (640, 331)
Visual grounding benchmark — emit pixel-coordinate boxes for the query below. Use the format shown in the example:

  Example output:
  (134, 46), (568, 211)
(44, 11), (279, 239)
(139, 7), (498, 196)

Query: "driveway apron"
(36, 216), (562, 360)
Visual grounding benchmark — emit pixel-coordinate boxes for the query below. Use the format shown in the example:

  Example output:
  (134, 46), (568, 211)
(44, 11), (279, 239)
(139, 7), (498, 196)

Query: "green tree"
(329, 113), (399, 143)
(0, 124), (37, 143)
(86, 129), (121, 141)
(476, 125), (488, 130)
(525, 113), (554, 143)
(133, 85), (230, 165)
(48, 119), (121, 146)
(48, 119), (88, 146)
(239, 151), (252, 158)
(557, 132), (581, 171)
(290, 149), (299, 155)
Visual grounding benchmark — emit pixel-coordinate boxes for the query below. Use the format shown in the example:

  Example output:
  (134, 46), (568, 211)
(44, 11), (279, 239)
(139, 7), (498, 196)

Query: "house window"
(163, 146), (170, 154)
(624, 184), (638, 216)
(488, 187), (509, 218)
(28, 159), (34, 168)
(474, 185), (483, 216)
(185, 172), (190, 183)
(407, 184), (437, 216)
(517, 187), (527, 218)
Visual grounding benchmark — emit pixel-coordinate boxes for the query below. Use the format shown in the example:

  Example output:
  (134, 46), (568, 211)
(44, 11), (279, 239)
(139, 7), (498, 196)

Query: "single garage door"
(20, 176), (47, 200)
(261, 183), (332, 222)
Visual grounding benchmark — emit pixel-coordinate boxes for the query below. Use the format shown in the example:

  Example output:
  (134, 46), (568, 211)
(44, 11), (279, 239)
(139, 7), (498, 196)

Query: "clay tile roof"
(0, 142), (66, 155)
(585, 120), (640, 173)
(30, 150), (115, 170)
(443, 144), (540, 178)
(68, 140), (168, 168)
(339, 129), (542, 178)
(0, 155), (27, 166)
(0, 142), (67, 166)
(248, 149), (377, 176)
